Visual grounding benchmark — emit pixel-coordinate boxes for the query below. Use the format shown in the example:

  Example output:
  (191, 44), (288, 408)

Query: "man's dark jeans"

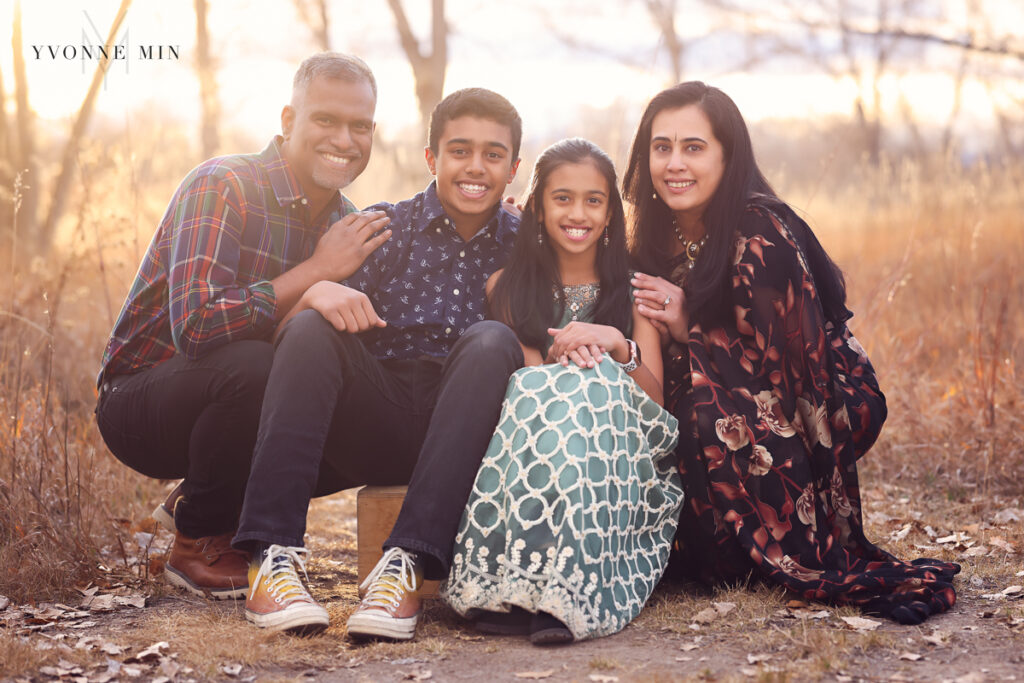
(233, 311), (523, 580)
(95, 340), (274, 538)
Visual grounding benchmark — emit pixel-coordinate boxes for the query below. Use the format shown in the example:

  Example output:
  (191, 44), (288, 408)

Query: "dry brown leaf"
(963, 546), (988, 557)
(693, 607), (720, 624)
(936, 533), (969, 544)
(514, 671), (554, 680)
(0, 595), (10, 610)
(746, 653), (771, 664)
(86, 594), (115, 612)
(675, 656), (693, 662)
(786, 599), (809, 608)
(898, 652), (923, 661)
(954, 673), (987, 683)
(839, 616), (882, 631)
(740, 666), (759, 677)
(922, 630), (950, 646)
(401, 670), (433, 681)
(220, 664), (243, 677)
(713, 601), (736, 616)
(114, 595), (147, 609)
(680, 643), (700, 651)
(1002, 585), (1023, 596)
(588, 675), (619, 682)
(134, 641), (169, 662)
(989, 537), (1016, 553)
(121, 665), (144, 679)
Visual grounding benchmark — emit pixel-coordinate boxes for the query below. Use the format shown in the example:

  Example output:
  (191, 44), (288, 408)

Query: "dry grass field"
(0, 134), (1021, 681)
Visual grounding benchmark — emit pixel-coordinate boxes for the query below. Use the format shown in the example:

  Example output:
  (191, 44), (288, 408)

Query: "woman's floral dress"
(665, 202), (959, 624)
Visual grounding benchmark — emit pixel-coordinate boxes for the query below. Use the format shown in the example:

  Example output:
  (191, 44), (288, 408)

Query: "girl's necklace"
(555, 282), (600, 321)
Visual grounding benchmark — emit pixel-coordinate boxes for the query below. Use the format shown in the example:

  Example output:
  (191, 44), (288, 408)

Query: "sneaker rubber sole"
(246, 602), (329, 635)
(346, 609), (420, 641)
(164, 562), (247, 600)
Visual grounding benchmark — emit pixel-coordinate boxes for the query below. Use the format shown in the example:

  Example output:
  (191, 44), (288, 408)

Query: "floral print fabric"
(665, 203), (958, 624)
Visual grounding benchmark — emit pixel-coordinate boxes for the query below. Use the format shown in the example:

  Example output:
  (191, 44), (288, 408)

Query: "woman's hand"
(631, 272), (688, 344)
(545, 322), (627, 368)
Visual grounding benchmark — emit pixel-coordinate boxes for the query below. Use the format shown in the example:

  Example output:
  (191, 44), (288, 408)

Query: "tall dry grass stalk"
(0, 138), (1020, 602)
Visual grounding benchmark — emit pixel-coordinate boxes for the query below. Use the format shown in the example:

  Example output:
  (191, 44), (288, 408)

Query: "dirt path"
(3, 485), (1023, 682)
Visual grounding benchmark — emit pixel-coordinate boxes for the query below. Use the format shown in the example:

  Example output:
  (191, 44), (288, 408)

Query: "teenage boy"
(232, 88), (525, 639)
(94, 53), (390, 600)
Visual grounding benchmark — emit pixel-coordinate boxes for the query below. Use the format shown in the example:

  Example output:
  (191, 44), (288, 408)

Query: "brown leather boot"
(165, 531), (249, 600)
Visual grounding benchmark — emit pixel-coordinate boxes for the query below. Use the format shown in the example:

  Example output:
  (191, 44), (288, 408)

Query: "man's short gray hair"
(292, 52), (377, 103)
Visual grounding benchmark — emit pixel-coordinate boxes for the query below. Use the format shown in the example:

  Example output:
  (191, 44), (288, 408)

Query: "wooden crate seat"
(356, 485), (439, 598)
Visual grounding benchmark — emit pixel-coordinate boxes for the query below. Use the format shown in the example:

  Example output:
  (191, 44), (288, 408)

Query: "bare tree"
(293, 0), (330, 51)
(11, 0), (38, 239)
(386, 0), (448, 130)
(36, 0), (132, 251)
(194, 0), (220, 159)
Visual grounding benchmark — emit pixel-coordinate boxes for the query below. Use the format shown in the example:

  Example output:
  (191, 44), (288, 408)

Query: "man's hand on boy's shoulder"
(309, 210), (393, 283)
(302, 281), (387, 334)
(501, 196), (523, 218)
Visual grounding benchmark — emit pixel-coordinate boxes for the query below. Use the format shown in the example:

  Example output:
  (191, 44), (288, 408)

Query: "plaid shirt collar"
(262, 135), (345, 216)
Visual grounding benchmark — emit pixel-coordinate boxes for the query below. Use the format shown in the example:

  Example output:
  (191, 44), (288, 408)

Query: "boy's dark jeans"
(233, 311), (523, 580)
(95, 340), (274, 538)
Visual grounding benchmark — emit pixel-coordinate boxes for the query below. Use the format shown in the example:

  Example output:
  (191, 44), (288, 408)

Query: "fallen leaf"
(401, 670), (432, 681)
(747, 653), (771, 664)
(740, 667), (758, 677)
(114, 595), (147, 609)
(922, 630), (950, 646)
(159, 659), (180, 679)
(514, 671), (554, 680)
(797, 610), (831, 620)
(954, 674), (987, 683)
(1002, 585), (1023, 596)
(75, 585), (99, 597)
(840, 616), (882, 631)
(936, 533), (969, 544)
(680, 643), (700, 652)
(898, 652), (923, 661)
(0, 595), (10, 610)
(675, 656), (693, 662)
(989, 537), (1015, 553)
(121, 665), (144, 679)
(693, 607), (720, 624)
(713, 601), (736, 616)
(992, 508), (1023, 524)
(220, 664), (243, 677)
(453, 632), (484, 641)
(85, 594), (115, 612)
(786, 599), (809, 608)
(963, 546), (988, 557)
(588, 676), (618, 683)
(134, 642), (169, 662)
(891, 523), (912, 542)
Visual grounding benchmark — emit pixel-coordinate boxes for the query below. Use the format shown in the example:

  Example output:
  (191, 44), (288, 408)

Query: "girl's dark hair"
(623, 81), (847, 325)
(490, 138), (631, 350)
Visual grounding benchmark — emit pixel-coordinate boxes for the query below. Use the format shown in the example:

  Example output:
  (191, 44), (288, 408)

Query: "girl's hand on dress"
(631, 272), (688, 344)
(546, 322), (627, 369)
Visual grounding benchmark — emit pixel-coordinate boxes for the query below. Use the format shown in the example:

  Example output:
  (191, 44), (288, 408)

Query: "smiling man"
(231, 88), (526, 639)
(95, 53), (390, 602)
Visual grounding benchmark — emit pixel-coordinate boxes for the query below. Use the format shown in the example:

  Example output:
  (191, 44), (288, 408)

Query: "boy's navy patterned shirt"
(344, 181), (519, 360)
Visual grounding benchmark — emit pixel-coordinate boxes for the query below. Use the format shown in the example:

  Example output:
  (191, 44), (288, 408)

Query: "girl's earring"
(537, 231), (543, 245)
(652, 191), (658, 200)
(603, 230), (610, 247)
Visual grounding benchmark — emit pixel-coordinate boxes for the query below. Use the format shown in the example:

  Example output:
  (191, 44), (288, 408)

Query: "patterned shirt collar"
(263, 135), (343, 216)
(416, 180), (518, 249)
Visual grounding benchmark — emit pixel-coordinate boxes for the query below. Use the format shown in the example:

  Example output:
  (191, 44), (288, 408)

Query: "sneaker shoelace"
(357, 547), (420, 612)
(252, 545), (315, 606)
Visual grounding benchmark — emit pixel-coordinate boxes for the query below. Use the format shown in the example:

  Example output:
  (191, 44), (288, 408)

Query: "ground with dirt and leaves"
(3, 479), (1022, 683)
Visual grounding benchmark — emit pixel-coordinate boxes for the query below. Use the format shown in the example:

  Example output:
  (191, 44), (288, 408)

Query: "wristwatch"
(621, 339), (642, 372)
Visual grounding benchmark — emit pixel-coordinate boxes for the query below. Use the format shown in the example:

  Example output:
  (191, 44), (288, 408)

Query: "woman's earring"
(537, 231), (543, 245)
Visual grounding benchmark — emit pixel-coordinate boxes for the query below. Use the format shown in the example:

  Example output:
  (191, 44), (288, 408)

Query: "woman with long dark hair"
(624, 82), (958, 624)
(444, 138), (683, 644)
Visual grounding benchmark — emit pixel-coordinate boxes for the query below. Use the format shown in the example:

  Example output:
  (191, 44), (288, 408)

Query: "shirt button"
(300, 198), (308, 205)
(459, 250), (465, 258)
(443, 218), (450, 225)
(453, 288), (460, 296)
(436, 228), (441, 234)
(445, 327), (452, 335)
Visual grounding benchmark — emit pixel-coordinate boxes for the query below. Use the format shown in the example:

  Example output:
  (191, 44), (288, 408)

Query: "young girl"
(442, 138), (684, 644)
